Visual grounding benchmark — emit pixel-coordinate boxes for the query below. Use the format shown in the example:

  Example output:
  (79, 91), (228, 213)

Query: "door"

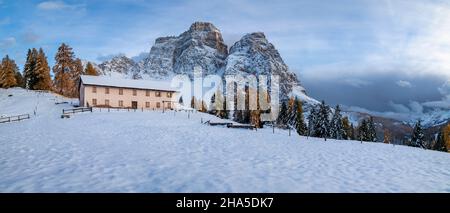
(131, 101), (138, 109)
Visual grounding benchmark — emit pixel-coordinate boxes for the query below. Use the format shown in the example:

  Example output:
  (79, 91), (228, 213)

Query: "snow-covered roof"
(80, 75), (178, 92)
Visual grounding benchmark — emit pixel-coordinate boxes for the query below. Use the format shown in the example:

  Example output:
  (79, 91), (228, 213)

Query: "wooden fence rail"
(62, 107), (93, 115)
(0, 114), (31, 124)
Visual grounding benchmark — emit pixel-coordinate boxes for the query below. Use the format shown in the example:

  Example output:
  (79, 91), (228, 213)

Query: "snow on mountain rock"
(225, 32), (302, 100)
(1, 88), (449, 192)
(99, 55), (141, 79)
(139, 22), (228, 79)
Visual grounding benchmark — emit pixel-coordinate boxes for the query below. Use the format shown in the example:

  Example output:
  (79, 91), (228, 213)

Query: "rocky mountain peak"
(188, 22), (220, 33)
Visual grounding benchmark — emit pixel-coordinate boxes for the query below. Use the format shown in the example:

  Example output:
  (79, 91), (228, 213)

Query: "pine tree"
(287, 96), (296, 127)
(314, 100), (331, 140)
(295, 99), (307, 136)
(411, 120), (425, 148)
(330, 105), (344, 140)
(367, 117), (377, 142)
(15, 71), (24, 88)
(23, 48), (38, 89)
(307, 106), (318, 137)
(358, 119), (368, 141)
(53, 43), (76, 96)
(383, 129), (392, 144)
(277, 101), (288, 128)
(0, 55), (18, 88)
(350, 123), (356, 140)
(342, 117), (352, 140)
(444, 123), (450, 152)
(85, 62), (98, 76)
(33, 48), (52, 91)
(69, 58), (84, 97)
(433, 130), (447, 152)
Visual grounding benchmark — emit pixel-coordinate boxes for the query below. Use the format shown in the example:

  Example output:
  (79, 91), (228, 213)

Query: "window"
(119, 88), (123, 95)
(146, 90), (150, 97)
(155, 91), (161, 97)
(92, 99), (97, 106)
(167, 92), (172, 98)
(145, 102), (150, 108)
(105, 99), (109, 106)
(156, 102), (161, 108)
(133, 89), (137, 96)
(119, 100), (123, 107)
(92, 86), (97, 93)
(105, 87), (109, 94)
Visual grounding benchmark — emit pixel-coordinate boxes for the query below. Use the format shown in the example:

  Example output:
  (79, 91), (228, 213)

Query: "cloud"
(396, 80), (412, 88)
(0, 17), (10, 25)
(344, 78), (372, 88)
(22, 31), (40, 43)
(388, 101), (411, 113)
(422, 80), (450, 109)
(37, 1), (84, 11)
(0, 37), (16, 50)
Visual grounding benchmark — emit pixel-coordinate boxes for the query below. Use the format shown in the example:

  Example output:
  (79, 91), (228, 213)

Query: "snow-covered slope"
(1, 88), (449, 192)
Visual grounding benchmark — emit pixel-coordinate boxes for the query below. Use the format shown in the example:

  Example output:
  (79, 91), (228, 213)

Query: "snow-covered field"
(0, 88), (449, 192)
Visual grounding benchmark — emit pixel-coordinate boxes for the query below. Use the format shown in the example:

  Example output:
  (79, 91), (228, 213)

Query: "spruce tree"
(295, 99), (307, 136)
(358, 119), (368, 141)
(34, 48), (52, 91)
(367, 117), (377, 142)
(350, 123), (356, 140)
(342, 117), (352, 140)
(314, 100), (331, 140)
(411, 120), (425, 148)
(0, 55), (18, 88)
(53, 43), (75, 96)
(85, 62), (98, 76)
(433, 131), (447, 152)
(23, 48), (38, 89)
(277, 101), (288, 128)
(307, 106), (318, 137)
(330, 105), (344, 140)
(15, 71), (24, 88)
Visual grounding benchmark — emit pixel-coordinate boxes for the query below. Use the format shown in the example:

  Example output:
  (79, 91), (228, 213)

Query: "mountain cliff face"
(98, 55), (140, 79)
(98, 21), (307, 100)
(225, 32), (303, 100)
(140, 22), (228, 79)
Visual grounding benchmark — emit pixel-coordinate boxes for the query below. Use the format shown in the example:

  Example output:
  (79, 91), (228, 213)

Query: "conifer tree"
(307, 106), (318, 137)
(295, 99), (307, 136)
(277, 101), (288, 128)
(53, 43), (75, 96)
(23, 48), (38, 89)
(330, 105), (344, 140)
(33, 48), (52, 90)
(85, 62), (98, 76)
(314, 100), (331, 140)
(342, 117), (352, 140)
(0, 55), (18, 88)
(433, 128), (448, 152)
(411, 120), (425, 148)
(358, 119), (368, 141)
(15, 71), (24, 88)
(350, 123), (356, 140)
(69, 58), (84, 97)
(383, 129), (392, 144)
(367, 117), (377, 142)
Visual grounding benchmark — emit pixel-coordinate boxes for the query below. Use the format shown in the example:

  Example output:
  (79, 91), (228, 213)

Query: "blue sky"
(1, 0), (449, 118)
